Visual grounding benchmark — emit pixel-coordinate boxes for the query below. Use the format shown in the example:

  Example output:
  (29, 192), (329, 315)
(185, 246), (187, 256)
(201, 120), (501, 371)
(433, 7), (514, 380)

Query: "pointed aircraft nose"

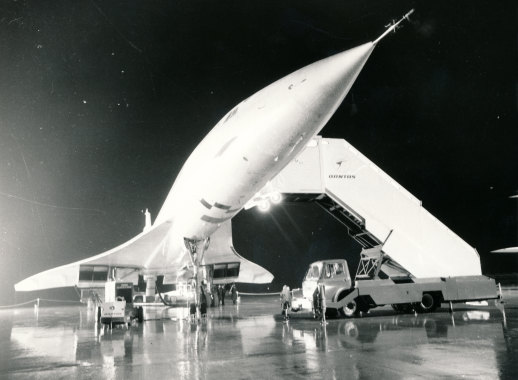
(291, 9), (413, 118)
(251, 11), (413, 137)
(286, 42), (375, 125)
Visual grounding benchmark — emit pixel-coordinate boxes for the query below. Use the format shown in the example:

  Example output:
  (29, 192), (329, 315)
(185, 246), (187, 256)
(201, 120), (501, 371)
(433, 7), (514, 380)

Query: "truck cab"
(302, 260), (352, 304)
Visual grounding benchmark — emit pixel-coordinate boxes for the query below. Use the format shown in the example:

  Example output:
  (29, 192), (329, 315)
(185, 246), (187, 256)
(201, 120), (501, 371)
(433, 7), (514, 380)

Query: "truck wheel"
(340, 301), (357, 317)
(417, 293), (437, 313)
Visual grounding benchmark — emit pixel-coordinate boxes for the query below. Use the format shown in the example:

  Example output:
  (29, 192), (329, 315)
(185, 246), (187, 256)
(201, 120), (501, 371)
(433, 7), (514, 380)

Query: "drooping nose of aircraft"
(257, 11), (412, 137)
(288, 42), (375, 122)
(295, 9), (414, 120)
(246, 41), (376, 150)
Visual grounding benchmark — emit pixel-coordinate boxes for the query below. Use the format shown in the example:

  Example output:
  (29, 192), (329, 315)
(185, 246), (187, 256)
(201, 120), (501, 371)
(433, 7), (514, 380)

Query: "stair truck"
(291, 247), (499, 318)
(266, 137), (501, 317)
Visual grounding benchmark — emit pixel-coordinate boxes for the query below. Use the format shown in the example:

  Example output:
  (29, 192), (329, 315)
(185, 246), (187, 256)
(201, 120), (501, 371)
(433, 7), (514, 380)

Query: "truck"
(291, 248), (500, 318)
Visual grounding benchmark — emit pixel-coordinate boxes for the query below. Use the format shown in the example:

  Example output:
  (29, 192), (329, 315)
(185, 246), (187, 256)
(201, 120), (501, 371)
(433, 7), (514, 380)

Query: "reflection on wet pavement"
(1, 289), (518, 379)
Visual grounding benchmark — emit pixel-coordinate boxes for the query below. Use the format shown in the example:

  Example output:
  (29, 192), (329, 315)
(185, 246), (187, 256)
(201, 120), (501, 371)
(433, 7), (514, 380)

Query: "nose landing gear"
(185, 237), (210, 321)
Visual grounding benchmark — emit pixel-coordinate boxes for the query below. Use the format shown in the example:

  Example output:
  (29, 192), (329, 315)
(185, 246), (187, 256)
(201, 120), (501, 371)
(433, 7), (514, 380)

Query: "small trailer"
(98, 281), (142, 327)
(100, 296), (128, 327)
(291, 251), (500, 318)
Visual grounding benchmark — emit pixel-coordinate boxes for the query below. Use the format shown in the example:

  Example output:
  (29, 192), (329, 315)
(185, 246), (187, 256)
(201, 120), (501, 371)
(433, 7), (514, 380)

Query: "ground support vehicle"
(99, 297), (131, 328)
(292, 257), (500, 318)
(97, 281), (142, 327)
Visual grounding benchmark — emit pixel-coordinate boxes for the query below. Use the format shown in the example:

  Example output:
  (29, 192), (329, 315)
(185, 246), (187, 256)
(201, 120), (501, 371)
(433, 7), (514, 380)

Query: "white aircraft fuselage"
(155, 42), (375, 251)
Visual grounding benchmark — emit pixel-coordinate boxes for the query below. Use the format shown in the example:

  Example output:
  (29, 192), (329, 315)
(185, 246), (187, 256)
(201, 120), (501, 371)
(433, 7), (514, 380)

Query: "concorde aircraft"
(15, 11), (414, 311)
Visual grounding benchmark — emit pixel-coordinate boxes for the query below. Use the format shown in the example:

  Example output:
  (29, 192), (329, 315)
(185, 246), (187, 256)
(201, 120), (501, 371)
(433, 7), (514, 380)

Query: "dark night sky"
(1, 0), (517, 304)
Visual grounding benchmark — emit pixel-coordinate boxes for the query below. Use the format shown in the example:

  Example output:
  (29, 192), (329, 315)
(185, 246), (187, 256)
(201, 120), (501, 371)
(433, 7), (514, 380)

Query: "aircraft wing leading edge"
(14, 221), (174, 291)
(15, 219), (272, 292)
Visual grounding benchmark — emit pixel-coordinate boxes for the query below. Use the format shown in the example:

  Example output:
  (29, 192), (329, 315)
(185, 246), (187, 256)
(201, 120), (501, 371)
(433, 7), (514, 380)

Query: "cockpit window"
(223, 107), (239, 123)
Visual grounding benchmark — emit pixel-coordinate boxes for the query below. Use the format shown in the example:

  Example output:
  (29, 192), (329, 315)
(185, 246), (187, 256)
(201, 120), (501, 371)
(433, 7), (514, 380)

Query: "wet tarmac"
(1, 289), (518, 379)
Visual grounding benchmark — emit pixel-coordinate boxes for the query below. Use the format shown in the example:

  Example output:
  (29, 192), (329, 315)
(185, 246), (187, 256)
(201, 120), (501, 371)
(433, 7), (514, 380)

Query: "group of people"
(193, 282), (238, 319)
(215, 283), (239, 306)
(199, 282), (238, 309)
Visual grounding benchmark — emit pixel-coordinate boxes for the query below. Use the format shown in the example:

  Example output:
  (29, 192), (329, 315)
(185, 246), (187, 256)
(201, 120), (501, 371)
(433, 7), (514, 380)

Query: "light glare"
(258, 199), (270, 212)
(270, 192), (282, 204)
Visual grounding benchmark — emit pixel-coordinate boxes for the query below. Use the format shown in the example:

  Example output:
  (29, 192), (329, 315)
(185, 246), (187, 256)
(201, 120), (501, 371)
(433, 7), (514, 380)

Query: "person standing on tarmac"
(230, 283), (238, 305)
(318, 284), (327, 325)
(212, 284), (219, 307)
(218, 285), (224, 306)
(205, 283), (212, 307)
(280, 285), (292, 321)
(222, 284), (228, 305)
(311, 284), (327, 322)
(312, 286), (321, 319)
(200, 284), (208, 318)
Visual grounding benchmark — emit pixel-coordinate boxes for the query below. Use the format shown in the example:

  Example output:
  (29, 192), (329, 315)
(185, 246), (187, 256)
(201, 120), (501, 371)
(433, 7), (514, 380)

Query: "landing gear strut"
(185, 237), (210, 321)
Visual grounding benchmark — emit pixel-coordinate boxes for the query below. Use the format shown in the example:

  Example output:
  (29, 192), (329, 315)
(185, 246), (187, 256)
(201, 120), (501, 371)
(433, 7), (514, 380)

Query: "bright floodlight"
(258, 199), (270, 212)
(270, 192), (282, 204)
